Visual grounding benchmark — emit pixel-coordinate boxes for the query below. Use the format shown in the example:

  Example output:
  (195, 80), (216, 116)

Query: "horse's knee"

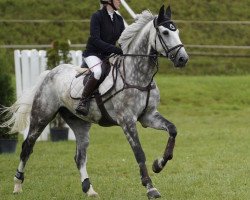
(167, 124), (177, 138)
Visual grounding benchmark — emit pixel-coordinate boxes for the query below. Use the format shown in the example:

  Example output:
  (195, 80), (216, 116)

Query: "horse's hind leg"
(14, 92), (59, 194)
(59, 107), (98, 197)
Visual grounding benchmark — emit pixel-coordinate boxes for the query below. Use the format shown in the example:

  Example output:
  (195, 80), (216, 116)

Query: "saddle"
(70, 58), (119, 127)
(71, 60), (115, 98)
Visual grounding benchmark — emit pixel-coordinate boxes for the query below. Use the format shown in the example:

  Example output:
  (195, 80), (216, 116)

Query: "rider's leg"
(76, 56), (102, 116)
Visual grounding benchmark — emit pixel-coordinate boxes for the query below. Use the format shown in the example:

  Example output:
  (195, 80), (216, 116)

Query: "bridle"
(120, 17), (184, 62)
(153, 17), (184, 62)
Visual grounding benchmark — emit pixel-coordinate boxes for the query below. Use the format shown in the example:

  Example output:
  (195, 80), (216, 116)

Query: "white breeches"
(84, 56), (102, 80)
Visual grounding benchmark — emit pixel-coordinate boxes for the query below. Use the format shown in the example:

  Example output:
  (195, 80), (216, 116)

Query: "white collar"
(108, 10), (114, 21)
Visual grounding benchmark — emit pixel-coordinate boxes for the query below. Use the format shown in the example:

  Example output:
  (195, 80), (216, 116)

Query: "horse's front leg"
(119, 117), (161, 199)
(139, 111), (177, 173)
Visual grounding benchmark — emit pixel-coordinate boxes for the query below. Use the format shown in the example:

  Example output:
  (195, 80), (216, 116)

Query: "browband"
(153, 17), (176, 31)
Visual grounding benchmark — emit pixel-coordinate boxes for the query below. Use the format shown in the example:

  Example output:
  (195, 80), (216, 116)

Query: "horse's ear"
(157, 5), (165, 24)
(166, 5), (171, 20)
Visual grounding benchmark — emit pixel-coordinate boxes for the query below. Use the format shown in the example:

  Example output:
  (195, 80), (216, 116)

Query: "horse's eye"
(163, 30), (169, 36)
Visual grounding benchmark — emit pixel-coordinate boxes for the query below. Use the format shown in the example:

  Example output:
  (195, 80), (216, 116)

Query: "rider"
(76, 0), (125, 116)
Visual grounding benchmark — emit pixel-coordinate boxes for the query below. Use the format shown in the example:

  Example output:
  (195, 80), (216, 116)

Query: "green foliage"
(0, 75), (249, 199)
(0, 49), (16, 139)
(0, 74), (14, 107)
(46, 40), (72, 70)
(0, 49), (12, 74)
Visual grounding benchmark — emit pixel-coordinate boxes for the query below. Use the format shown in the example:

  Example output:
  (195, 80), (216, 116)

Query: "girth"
(94, 91), (118, 127)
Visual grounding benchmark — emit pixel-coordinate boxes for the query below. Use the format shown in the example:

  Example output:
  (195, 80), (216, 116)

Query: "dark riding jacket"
(83, 7), (125, 59)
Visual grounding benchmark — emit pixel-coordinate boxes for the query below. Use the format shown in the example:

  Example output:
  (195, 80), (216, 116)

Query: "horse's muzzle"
(174, 49), (189, 68)
(175, 56), (188, 68)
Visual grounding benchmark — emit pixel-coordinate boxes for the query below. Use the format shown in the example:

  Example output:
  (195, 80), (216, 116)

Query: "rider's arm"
(89, 13), (122, 54)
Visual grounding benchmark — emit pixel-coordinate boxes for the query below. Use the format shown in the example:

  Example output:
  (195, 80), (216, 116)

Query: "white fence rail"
(14, 49), (83, 140)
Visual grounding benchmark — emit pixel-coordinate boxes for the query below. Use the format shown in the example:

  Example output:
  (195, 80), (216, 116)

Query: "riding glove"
(113, 47), (123, 55)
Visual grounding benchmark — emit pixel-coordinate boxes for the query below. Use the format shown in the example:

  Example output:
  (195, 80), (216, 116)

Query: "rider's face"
(112, 0), (121, 10)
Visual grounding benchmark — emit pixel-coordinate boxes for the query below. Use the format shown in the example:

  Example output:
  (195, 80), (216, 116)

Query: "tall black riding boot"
(76, 75), (98, 116)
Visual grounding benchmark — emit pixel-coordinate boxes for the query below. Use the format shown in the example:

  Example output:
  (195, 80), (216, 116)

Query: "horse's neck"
(124, 22), (156, 85)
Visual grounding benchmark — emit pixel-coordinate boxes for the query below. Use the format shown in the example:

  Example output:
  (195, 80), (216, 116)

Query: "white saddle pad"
(70, 66), (116, 99)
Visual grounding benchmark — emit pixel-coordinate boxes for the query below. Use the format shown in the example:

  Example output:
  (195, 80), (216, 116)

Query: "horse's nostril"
(179, 57), (184, 62)
(178, 57), (188, 64)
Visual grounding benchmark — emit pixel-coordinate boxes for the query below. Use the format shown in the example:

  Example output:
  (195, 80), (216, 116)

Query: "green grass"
(0, 75), (250, 199)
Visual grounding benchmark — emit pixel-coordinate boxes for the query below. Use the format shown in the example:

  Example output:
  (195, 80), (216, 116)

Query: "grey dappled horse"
(2, 5), (188, 199)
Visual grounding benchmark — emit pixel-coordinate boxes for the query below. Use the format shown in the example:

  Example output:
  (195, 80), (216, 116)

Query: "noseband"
(153, 18), (184, 61)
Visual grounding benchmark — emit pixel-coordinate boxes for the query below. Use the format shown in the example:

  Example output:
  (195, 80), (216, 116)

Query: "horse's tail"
(0, 70), (50, 133)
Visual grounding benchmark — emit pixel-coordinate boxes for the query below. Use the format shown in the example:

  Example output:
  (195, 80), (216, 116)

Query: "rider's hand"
(114, 47), (123, 55)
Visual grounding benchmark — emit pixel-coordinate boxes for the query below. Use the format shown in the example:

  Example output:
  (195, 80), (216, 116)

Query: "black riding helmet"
(100, 0), (118, 11)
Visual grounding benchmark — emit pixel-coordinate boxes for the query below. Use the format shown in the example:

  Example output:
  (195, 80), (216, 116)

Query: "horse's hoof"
(147, 188), (161, 199)
(13, 183), (23, 194)
(87, 192), (99, 198)
(87, 185), (99, 198)
(152, 159), (163, 173)
(13, 177), (23, 194)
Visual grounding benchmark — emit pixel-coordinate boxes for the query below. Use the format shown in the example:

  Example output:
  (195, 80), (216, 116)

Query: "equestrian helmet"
(100, 0), (118, 11)
(100, 0), (110, 4)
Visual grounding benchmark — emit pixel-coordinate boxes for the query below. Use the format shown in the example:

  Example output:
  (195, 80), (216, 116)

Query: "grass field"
(0, 75), (249, 200)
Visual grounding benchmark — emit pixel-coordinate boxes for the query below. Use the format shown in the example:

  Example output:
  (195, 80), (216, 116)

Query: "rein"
(122, 53), (159, 57)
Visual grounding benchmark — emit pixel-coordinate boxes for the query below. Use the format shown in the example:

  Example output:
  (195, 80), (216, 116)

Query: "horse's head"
(152, 5), (189, 68)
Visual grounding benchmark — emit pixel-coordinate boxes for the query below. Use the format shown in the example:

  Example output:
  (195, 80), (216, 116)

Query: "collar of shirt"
(107, 10), (114, 21)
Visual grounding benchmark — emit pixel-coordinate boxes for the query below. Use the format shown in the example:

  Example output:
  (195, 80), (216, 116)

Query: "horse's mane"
(118, 10), (154, 53)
